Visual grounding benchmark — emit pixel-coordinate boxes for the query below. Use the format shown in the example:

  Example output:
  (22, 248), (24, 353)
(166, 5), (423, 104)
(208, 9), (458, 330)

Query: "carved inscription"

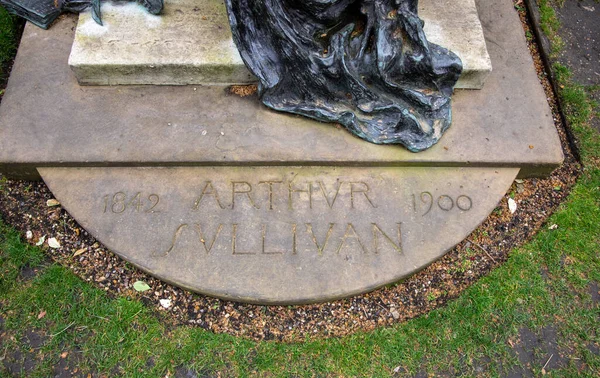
(101, 177), (476, 260)
(412, 192), (473, 216)
(190, 179), (377, 210)
(103, 192), (160, 214)
(159, 222), (403, 257)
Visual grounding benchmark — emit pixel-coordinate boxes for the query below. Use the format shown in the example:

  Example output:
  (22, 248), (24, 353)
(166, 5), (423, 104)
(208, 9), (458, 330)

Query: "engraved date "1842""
(103, 192), (160, 214)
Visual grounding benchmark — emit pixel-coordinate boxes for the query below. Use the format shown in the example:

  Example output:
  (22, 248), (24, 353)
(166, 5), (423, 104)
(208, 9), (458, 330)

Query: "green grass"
(1, 1), (600, 377)
(0, 6), (17, 72)
(537, 0), (565, 56)
(0, 87), (599, 376)
(1, 163), (599, 376)
(554, 63), (600, 163)
(538, 0), (600, 164)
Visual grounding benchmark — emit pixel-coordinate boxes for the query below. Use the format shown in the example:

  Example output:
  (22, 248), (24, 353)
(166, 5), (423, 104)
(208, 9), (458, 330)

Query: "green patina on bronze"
(225, 0), (462, 152)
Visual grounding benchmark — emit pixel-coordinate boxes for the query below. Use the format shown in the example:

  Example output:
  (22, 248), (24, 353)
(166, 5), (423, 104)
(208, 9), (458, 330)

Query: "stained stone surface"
(39, 166), (518, 304)
(419, 0), (492, 89)
(69, 1), (254, 85)
(68, 0), (491, 89)
(0, 0), (565, 303)
(0, 0), (562, 180)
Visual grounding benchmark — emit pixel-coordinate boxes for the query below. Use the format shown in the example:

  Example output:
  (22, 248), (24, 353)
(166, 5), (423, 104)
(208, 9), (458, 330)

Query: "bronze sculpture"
(225, 0), (462, 151)
(0, 0), (163, 28)
(2, 0), (462, 152)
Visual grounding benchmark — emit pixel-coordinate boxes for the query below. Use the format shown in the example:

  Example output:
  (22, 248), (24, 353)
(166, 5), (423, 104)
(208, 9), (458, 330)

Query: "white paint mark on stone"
(78, 15), (110, 36)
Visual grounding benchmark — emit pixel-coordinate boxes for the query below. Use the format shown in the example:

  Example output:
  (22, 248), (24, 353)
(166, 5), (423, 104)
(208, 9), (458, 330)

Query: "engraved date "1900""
(412, 192), (473, 216)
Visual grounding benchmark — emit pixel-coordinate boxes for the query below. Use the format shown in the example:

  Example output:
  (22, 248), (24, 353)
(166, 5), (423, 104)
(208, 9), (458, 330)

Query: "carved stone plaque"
(0, 0), (563, 304)
(39, 166), (517, 304)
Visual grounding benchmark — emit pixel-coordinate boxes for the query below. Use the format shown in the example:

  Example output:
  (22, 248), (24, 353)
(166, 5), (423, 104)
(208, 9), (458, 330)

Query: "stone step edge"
(0, 162), (550, 181)
(39, 165), (518, 304)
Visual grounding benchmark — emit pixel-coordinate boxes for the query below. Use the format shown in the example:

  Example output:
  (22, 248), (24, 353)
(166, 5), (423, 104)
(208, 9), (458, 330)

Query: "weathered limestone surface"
(0, 0), (562, 180)
(40, 166), (518, 304)
(0, 0), (564, 303)
(69, 0), (254, 85)
(68, 0), (492, 88)
(420, 0), (492, 89)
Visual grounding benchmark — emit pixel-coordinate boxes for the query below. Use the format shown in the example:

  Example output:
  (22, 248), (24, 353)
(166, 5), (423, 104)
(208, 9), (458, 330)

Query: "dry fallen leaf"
(60, 351), (68, 358)
(133, 281), (151, 292)
(37, 310), (46, 320)
(508, 198), (517, 214)
(35, 235), (46, 246)
(73, 248), (86, 257)
(46, 199), (60, 207)
(48, 238), (61, 249)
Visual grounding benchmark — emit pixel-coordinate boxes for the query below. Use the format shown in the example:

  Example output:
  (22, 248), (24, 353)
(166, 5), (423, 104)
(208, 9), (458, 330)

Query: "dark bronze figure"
(2, 0), (462, 151)
(0, 0), (163, 29)
(225, 0), (462, 151)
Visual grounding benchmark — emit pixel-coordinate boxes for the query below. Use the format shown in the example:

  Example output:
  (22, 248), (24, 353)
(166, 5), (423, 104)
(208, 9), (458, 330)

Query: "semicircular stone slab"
(39, 166), (518, 304)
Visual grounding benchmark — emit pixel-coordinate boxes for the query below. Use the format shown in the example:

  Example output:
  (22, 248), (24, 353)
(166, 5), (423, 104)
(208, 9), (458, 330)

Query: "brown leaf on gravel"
(46, 199), (60, 207)
(229, 84), (258, 97)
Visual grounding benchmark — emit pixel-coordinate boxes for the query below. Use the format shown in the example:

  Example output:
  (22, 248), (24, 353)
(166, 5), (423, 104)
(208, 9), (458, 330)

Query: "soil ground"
(0, 1), (598, 377)
(0, 8), (579, 343)
(555, 0), (600, 132)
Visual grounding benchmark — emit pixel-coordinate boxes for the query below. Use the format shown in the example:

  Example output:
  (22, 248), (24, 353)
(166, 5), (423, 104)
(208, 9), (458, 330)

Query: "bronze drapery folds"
(225, 0), (462, 151)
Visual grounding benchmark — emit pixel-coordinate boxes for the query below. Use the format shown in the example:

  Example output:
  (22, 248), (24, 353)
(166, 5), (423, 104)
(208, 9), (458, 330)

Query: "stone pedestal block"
(0, 0), (563, 304)
(68, 0), (492, 89)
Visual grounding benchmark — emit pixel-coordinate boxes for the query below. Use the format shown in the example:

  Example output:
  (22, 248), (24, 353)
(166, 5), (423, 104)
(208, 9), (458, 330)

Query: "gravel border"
(0, 2), (581, 342)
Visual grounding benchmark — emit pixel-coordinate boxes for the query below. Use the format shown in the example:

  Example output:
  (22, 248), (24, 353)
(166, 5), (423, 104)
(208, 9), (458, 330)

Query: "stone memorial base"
(40, 166), (517, 303)
(0, 0), (563, 303)
(68, 0), (492, 89)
